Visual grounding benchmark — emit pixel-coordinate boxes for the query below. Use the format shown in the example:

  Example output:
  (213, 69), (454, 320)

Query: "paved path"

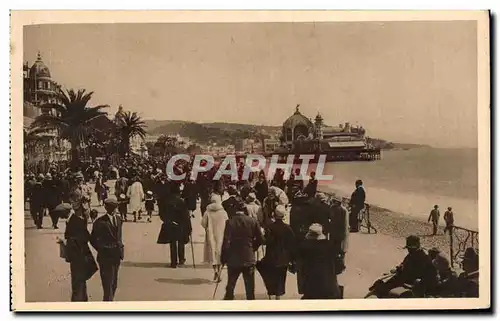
(24, 182), (407, 302)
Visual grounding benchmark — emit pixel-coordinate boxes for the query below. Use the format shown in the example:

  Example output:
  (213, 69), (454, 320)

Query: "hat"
(306, 223), (326, 240)
(74, 172), (84, 179)
(227, 185), (238, 196)
(246, 192), (256, 202)
(104, 197), (118, 208)
(147, 191), (153, 195)
(404, 235), (421, 249)
(274, 205), (287, 220)
(428, 247), (440, 254)
(315, 192), (328, 202)
(52, 203), (72, 217)
(45, 173), (52, 179)
(448, 207), (452, 210)
(37, 173), (45, 180)
(235, 200), (247, 213)
(434, 205), (439, 209)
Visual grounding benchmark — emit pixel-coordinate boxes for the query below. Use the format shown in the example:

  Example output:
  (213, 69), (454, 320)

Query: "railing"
(449, 226), (479, 268)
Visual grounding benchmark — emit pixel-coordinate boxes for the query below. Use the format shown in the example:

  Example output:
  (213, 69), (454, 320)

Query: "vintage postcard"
(10, 10), (490, 311)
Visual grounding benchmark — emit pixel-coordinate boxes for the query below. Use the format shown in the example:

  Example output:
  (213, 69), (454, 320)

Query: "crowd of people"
(25, 155), (478, 301)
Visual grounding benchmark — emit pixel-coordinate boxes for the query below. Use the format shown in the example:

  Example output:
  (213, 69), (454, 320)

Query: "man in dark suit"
(158, 190), (192, 268)
(91, 198), (124, 301)
(221, 201), (265, 300)
(222, 185), (242, 219)
(63, 206), (98, 302)
(349, 179), (366, 233)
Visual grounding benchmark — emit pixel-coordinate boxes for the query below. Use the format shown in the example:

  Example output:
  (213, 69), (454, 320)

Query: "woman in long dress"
(127, 176), (145, 222)
(201, 195), (229, 282)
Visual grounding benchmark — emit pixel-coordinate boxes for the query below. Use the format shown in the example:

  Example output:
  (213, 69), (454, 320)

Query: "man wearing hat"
(443, 207), (454, 235)
(221, 201), (264, 300)
(377, 235), (438, 297)
(428, 247), (452, 283)
(303, 171), (318, 199)
(349, 179), (365, 233)
(29, 174), (46, 229)
(90, 198), (124, 301)
(63, 204), (98, 301)
(222, 185), (242, 219)
(428, 205), (440, 236)
(69, 172), (92, 224)
(43, 172), (63, 229)
(295, 223), (342, 299)
(258, 205), (295, 299)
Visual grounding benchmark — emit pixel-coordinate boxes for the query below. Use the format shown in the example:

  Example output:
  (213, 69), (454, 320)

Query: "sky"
(24, 21), (478, 148)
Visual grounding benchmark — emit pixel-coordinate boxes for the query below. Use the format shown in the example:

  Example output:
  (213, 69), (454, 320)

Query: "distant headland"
(143, 119), (430, 151)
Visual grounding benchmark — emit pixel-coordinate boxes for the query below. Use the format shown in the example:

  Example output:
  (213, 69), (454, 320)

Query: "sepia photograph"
(10, 10), (490, 311)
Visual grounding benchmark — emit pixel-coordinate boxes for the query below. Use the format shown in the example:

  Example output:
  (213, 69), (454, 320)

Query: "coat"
(330, 204), (350, 253)
(298, 239), (342, 299)
(90, 214), (124, 263)
(182, 181), (198, 211)
(157, 196), (192, 244)
(303, 179), (318, 198)
(245, 201), (265, 260)
(43, 178), (62, 210)
(65, 214), (98, 282)
(350, 186), (366, 210)
(127, 181), (145, 213)
(221, 212), (264, 268)
(201, 202), (228, 265)
(254, 180), (269, 204)
(262, 220), (295, 267)
(114, 177), (129, 197)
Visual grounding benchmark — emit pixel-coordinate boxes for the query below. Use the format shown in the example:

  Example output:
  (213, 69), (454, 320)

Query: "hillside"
(144, 119), (428, 149)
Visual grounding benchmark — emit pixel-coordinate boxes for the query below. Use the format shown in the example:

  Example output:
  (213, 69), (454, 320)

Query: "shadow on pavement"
(155, 277), (213, 285)
(122, 261), (168, 268)
(178, 263), (213, 269)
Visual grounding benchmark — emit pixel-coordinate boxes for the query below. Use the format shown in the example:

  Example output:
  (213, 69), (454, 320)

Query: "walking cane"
(189, 235), (196, 269)
(212, 264), (225, 300)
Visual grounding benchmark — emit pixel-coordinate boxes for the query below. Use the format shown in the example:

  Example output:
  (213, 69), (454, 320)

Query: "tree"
(186, 143), (202, 155)
(116, 111), (147, 157)
(30, 88), (109, 169)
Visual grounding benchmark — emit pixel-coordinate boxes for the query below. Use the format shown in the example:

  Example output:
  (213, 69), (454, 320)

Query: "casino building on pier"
(270, 105), (380, 161)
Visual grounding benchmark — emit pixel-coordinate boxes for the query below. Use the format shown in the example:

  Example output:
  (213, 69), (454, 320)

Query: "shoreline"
(319, 189), (476, 259)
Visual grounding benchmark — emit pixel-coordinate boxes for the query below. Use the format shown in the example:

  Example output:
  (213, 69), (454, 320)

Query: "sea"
(316, 148), (479, 230)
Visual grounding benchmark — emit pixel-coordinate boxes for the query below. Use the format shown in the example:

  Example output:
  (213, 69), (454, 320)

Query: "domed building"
(23, 52), (61, 110)
(282, 104), (316, 148)
(23, 51), (66, 165)
(276, 105), (380, 161)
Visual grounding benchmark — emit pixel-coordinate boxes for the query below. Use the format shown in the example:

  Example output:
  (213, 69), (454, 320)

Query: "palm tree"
(116, 111), (147, 157)
(30, 88), (109, 169)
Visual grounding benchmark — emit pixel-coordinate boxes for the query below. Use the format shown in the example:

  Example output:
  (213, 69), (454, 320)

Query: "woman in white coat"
(201, 195), (229, 282)
(127, 176), (145, 222)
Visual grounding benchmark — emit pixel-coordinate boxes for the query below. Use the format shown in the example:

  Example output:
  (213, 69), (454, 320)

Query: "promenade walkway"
(24, 182), (407, 302)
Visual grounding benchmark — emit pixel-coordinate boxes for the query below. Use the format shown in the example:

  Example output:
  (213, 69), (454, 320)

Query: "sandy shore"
(318, 186), (469, 258)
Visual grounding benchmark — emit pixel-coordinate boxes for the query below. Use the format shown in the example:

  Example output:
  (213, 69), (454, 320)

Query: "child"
(118, 193), (128, 222)
(144, 191), (155, 223)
